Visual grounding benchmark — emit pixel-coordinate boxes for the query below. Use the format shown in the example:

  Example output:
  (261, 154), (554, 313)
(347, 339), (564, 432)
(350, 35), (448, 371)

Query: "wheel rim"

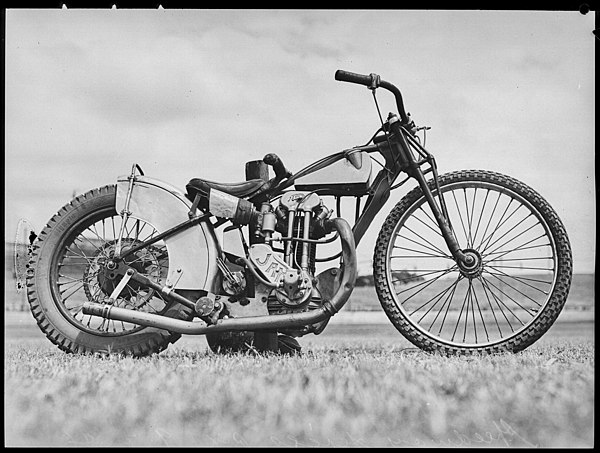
(51, 208), (171, 336)
(385, 180), (558, 349)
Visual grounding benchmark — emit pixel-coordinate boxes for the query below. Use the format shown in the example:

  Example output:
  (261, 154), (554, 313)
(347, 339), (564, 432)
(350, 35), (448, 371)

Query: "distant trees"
(355, 270), (424, 286)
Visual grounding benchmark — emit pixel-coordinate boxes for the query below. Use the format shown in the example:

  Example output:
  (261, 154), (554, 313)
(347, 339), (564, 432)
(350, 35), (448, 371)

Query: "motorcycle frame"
(84, 75), (475, 334)
(261, 122), (468, 266)
(116, 70), (471, 271)
(114, 117), (468, 273)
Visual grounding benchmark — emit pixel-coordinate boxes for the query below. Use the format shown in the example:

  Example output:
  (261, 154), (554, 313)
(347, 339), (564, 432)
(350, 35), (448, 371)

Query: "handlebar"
(335, 69), (409, 125)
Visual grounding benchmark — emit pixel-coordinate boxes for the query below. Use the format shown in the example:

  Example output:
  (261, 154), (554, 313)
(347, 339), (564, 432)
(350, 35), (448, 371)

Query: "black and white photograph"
(4, 8), (595, 447)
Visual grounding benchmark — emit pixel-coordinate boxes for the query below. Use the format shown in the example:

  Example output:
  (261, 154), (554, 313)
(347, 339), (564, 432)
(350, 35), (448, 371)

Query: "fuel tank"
(294, 150), (374, 196)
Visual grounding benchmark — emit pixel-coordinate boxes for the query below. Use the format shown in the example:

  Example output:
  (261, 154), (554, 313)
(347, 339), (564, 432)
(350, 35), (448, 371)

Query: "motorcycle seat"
(186, 177), (266, 199)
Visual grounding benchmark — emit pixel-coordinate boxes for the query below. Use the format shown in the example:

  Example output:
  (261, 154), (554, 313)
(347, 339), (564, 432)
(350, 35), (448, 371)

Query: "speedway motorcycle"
(22, 70), (572, 356)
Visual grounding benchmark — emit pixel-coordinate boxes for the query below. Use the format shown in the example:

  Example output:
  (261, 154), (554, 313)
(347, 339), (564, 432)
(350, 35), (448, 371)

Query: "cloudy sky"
(5, 9), (595, 274)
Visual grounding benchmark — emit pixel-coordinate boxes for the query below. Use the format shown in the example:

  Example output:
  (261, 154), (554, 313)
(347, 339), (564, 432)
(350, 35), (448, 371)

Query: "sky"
(4, 9), (595, 275)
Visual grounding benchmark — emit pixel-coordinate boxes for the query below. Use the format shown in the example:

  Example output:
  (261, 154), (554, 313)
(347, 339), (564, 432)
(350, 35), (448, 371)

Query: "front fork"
(410, 162), (472, 266)
(391, 121), (474, 268)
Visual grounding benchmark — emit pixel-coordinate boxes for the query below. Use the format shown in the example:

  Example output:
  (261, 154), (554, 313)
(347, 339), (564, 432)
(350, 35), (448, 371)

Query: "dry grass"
(4, 334), (594, 447)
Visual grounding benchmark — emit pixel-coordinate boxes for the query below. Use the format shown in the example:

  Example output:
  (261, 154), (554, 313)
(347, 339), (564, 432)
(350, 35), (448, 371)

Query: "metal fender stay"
(115, 173), (221, 293)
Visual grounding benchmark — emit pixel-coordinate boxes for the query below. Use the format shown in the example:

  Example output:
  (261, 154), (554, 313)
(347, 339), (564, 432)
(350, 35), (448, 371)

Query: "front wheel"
(373, 170), (572, 354)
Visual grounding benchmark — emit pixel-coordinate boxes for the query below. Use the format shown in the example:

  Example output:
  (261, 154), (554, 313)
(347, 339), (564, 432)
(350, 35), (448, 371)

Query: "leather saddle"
(186, 177), (266, 199)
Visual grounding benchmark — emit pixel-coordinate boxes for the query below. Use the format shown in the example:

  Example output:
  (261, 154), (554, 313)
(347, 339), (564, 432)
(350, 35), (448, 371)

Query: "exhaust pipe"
(82, 217), (357, 335)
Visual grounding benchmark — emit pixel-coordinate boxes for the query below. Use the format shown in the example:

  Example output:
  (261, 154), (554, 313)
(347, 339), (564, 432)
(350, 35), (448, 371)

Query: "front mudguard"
(115, 174), (221, 293)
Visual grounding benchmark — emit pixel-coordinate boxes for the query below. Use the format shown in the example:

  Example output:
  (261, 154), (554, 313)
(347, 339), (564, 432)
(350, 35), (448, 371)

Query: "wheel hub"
(458, 249), (483, 279)
(88, 240), (161, 301)
(98, 255), (145, 298)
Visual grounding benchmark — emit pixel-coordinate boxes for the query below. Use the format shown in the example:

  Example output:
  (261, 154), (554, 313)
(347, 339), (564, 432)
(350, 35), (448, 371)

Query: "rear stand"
(252, 331), (280, 353)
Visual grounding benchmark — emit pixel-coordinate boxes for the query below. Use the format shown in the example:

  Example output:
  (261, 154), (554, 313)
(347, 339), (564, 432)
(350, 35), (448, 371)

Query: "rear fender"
(115, 175), (221, 292)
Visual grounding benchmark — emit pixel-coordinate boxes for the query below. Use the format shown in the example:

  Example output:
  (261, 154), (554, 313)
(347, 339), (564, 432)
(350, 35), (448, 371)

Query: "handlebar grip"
(336, 69), (409, 124)
(263, 153), (292, 180)
(335, 70), (373, 87)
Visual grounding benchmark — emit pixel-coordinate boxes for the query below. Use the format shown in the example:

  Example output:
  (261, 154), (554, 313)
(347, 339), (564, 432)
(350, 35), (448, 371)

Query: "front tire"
(26, 185), (193, 357)
(373, 170), (572, 354)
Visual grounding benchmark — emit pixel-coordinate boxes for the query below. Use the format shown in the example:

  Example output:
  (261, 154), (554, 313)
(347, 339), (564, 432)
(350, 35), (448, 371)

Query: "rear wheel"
(26, 185), (193, 356)
(373, 170), (572, 354)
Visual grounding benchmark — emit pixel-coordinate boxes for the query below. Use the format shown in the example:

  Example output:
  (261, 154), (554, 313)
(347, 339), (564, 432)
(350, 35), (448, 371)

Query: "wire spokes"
(386, 180), (557, 347)
(56, 212), (170, 336)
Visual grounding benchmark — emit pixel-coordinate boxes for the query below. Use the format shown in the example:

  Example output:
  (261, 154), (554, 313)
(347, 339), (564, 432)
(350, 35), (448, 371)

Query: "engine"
(249, 191), (333, 315)
(192, 183), (338, 331)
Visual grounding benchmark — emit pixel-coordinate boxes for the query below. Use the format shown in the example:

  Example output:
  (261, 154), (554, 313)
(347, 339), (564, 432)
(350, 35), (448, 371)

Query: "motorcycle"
(23, 70), (572, 356)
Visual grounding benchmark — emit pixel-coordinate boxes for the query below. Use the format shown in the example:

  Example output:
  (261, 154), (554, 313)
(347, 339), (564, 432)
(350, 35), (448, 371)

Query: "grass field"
(3, 266), (594, 447)
(4, 315), (594, 447)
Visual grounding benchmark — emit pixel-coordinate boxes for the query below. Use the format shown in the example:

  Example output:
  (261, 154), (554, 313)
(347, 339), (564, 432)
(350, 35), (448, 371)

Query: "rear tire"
(373, 170), (572, 354)
(26, 185), (193, 357)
